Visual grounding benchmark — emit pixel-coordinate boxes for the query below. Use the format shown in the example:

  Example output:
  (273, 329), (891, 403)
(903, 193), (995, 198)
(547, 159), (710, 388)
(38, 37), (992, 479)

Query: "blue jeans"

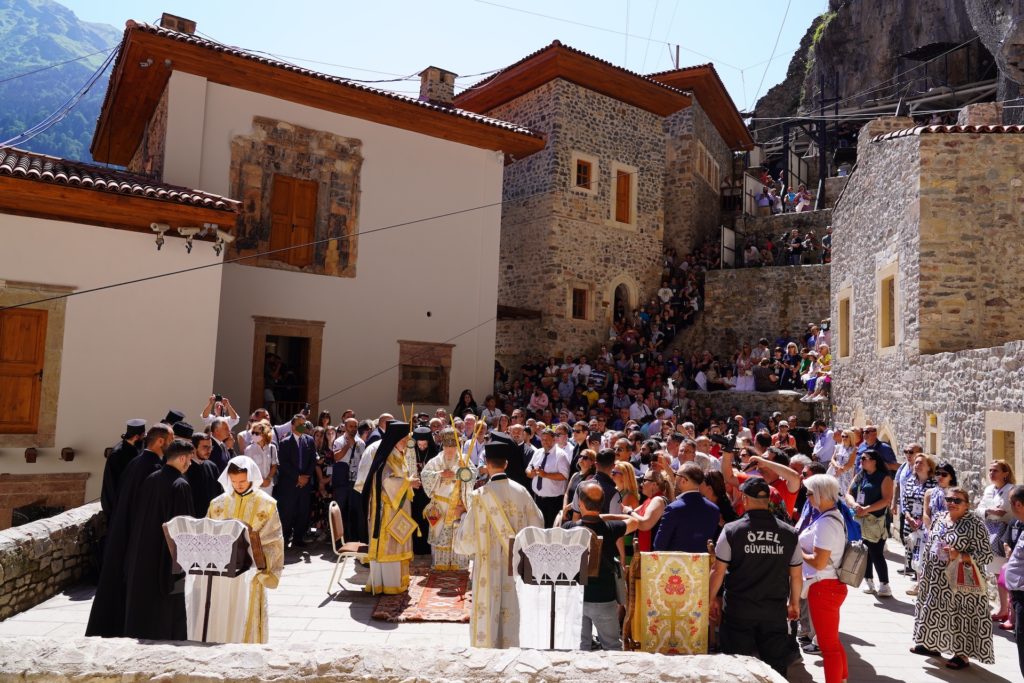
(581, 600), (621, 650)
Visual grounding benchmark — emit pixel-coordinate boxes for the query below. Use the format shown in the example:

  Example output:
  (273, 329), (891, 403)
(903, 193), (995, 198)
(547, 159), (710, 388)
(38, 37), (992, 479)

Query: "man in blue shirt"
(856, 425), (898, 474)
(653, 463), (720, 553)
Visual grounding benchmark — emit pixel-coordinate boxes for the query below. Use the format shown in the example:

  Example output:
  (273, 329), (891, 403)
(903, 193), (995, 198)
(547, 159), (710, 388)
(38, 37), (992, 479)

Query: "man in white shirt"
(572, 356), (592, 384)
(526, 428), (570, 527)
(810, 420), (835, 465)
(332, 417), (367, 543)
(629, 391), (653, 423)
(1002, 485), (1024, 676)
(200, 395), (241, 430)
(684, 437), (721, 473)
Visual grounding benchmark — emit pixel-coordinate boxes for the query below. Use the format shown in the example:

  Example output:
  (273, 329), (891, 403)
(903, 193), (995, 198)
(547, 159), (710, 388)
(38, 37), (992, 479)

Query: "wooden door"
(268, 174), (318, 268)
(0, 308), (47, 434)
(615, 170), (631, 223)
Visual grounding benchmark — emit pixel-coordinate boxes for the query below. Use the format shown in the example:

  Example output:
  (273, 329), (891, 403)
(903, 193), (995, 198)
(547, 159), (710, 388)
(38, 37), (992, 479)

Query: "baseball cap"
(740, 477), (771, 499)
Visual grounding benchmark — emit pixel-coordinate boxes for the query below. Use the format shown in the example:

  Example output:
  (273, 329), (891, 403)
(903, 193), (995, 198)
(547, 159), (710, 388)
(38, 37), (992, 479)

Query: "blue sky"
(61, 0), (826, 113)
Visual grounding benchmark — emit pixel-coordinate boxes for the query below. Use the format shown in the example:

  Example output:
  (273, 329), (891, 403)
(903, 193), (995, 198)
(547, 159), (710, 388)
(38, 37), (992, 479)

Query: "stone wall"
(0, 638), (786, 682)
(918, 133), (1024, 353)
(126, 85), (167, 179)
(663, 99), (733, 257)
(0, 502), (102, 620)
(671, 265), (831, 359)
(0, 472), (89, 531)
(491, 79), (664, 360)
(690, 389), (814, 427)
(738, 209), (832, 253)
(831, 119), (1024, 495)
(229, 116), (362, 277)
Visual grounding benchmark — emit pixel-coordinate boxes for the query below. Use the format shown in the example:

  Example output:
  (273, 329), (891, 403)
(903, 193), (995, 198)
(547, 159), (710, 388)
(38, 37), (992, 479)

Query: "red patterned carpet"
(372, 559), (472, 622)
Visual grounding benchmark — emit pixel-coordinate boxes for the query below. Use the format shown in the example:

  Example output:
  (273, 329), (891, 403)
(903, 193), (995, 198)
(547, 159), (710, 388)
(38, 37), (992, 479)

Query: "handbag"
(859, 513), (888, 544)
(823, 510), (868, 588)
(946, 557), (986, 596)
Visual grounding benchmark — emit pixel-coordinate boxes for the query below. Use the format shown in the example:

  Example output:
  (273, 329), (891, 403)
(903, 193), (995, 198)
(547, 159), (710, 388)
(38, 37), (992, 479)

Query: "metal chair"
(327, 500), (368, 595)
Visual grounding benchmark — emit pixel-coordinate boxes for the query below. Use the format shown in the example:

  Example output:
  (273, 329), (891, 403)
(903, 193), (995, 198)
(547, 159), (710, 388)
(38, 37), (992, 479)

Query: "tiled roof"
(0, 147), (238, 212)
(646, 63), (713, 77)
(872, 124), (1024, 142)
(458, 40), (691, 98)
(124, 22), (543, 141)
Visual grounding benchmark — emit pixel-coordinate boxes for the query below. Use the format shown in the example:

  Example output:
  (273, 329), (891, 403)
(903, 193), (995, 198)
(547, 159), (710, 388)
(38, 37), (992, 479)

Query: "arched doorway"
(613, 283), (630, 324)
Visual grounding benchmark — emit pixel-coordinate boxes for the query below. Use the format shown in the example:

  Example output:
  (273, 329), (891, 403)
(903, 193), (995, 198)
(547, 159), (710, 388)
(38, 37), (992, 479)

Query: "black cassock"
(411, 443), (438, 555)
(86, 449), (162, 637)
(123, 465), (194, 640)
(506, 443), (531, 491)
(186, 458), (222, 517)
(100, 439), (143, 518)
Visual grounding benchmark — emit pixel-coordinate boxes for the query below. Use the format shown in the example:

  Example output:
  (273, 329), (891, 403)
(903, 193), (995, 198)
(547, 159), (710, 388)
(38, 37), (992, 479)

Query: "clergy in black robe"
(493, 430), (530, 490)
(123, 439), (195, 640)
(86, 424), (174, 637)
(410, 427), (439, 555)
(183, 429), (221, 516)
(99, 419), (147, 518)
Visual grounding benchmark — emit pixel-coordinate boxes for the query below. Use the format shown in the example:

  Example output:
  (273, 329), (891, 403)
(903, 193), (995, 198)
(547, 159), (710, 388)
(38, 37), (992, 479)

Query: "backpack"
(823, 509), (868, 588)
(836, 500), (862, 542)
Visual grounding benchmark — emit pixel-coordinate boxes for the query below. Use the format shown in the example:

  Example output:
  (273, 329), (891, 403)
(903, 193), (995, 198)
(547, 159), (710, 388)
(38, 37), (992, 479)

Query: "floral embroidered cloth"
(632, 551), (710, 655)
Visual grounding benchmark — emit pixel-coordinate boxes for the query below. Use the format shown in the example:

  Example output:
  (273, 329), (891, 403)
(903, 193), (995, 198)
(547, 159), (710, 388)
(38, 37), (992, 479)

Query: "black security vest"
(721, 509), (799, 621)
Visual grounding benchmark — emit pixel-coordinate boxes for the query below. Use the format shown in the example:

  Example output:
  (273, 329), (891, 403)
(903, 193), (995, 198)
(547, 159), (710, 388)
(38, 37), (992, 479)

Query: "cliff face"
(753, 0), (984, 137)
(964, 0), (1024, 122)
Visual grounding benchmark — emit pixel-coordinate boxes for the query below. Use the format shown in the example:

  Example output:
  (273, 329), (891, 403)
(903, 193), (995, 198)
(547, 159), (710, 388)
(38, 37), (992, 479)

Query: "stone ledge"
(0, 638), (786, 682)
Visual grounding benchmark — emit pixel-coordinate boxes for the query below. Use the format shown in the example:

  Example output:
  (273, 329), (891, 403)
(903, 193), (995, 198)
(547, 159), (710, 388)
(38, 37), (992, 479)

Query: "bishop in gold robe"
(355, 420), (419, 594)
(454, 440), (543, 648)
(421, 428), (477, 570)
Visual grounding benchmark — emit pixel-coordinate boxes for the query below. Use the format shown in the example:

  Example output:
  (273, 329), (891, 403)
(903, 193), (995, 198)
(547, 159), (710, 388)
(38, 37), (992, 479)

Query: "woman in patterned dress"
(827, 429), (856, 495)
(901, 454), (937, 594)
(911, 486), (994, 670)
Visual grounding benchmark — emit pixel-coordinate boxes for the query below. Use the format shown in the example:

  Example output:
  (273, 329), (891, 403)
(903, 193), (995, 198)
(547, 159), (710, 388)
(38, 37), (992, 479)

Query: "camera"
(709, 432), (736, 450)
(214, 394), (222, 402)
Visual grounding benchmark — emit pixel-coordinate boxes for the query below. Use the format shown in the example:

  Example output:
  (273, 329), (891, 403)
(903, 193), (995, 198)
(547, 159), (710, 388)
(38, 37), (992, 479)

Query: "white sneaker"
(877, 583), (892, 598)
(862, 580), (877, 594)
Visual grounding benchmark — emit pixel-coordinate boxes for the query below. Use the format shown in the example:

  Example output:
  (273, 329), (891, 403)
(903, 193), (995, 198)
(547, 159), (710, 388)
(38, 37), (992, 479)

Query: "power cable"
(0, 46), (117, 85)
(639, 0), (661, 73)
(750, 0), (791, 109)
(0, 168), (636, 313)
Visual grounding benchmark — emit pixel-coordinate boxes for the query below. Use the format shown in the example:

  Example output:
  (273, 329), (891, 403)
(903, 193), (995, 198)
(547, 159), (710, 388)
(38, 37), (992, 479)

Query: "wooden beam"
(93, 28), (546, 165)
(0, 175), (236, 237)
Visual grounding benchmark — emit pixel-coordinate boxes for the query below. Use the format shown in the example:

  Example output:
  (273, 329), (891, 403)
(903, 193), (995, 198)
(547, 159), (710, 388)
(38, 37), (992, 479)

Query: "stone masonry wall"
(0, 502), (102, 620)
(690, 389), (814, 427)
(663, 99), (733, 257)
(126, 86), (167, 179)
(918, 133), (1024, 353)
(671, 265), (831, 359)
(0, 638), (785, 682)
(829, 123), (1024, 496)
(491, 80), (664, 363)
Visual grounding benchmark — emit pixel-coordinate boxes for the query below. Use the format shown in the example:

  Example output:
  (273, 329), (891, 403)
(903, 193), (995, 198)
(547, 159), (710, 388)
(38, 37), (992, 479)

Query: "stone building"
(830, 110), (1024, 493)
(454, 44), (753, 365)
(88, 16), (544, 422)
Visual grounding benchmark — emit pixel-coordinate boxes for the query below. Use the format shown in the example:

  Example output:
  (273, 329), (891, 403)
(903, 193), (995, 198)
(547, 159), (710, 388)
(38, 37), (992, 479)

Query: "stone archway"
(607, 276), (638, 325)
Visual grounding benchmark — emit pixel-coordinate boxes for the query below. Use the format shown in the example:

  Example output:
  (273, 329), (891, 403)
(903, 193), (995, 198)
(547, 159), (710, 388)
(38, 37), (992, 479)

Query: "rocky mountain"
(753, 0), (989, 139)
(0, 0), (121, 161)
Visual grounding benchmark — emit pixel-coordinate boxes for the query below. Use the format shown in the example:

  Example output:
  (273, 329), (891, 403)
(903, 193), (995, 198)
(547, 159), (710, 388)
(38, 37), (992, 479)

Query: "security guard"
(709, 477), (802, 677)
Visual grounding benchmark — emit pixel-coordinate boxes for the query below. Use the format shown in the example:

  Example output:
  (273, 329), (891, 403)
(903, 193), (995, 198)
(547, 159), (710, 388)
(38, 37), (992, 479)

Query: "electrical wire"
(0, 167), (636, 313)
(749, 0), (791, 110)
(639, 0), (661, 73)
(0, 46), (118, 85)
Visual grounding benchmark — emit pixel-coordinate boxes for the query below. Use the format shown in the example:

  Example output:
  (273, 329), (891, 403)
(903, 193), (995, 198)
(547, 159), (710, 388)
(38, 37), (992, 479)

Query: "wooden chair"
(327, 501), (368, 595)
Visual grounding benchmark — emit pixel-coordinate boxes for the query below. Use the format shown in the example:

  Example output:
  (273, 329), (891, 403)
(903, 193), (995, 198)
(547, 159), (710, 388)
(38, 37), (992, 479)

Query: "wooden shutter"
(289, 179), (318, 267)
(269, 175), (295, 263)
(615, 170), (631, 223)
(0, 309), (47, 434)
(268, 174), (318, 268)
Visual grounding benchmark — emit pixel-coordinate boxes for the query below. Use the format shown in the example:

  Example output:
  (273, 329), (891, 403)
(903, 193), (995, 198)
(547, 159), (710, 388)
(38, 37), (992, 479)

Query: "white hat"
(217, 455), (265, 494)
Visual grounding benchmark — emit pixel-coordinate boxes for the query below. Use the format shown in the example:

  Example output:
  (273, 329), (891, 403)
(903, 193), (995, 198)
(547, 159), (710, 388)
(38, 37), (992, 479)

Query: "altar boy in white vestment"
(453, 440), (543, 648)
(197, 455), (285, 643)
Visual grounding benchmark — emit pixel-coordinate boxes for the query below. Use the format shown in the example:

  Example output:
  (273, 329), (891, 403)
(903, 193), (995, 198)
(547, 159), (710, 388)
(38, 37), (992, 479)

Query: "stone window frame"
(924, 412), (942, 459)
(875, 259), (900, 355)
(0, 280), (73, 448)
(567, 284), (593, 321)
(985, 411), (1024, 479)
(607, 161), (639, 230)
(569, 150), (599, 196)
(837, 285), (853, 358)
(397, 340), (454, 406)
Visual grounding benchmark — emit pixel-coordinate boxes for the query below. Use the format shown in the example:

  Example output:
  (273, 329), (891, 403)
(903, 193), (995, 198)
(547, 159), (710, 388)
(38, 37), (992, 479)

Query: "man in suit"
(275, 414), (316, 547)
(209, 418), (235, 473)
(654, 462), (720, 552)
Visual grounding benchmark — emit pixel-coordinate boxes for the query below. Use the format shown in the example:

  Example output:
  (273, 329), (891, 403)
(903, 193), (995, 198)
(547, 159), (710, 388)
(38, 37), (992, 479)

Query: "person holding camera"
(201, 394), (240, 430)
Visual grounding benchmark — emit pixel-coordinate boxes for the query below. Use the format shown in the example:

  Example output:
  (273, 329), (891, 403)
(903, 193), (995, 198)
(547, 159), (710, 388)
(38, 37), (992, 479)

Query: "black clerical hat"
(172, 421), (194, 439)
(483, 439), (516, 464)
(122, 419), (146, 439)
(163, 409), (185, 425)
(412, 426), (432, 441)
(487, 431), (515, 447)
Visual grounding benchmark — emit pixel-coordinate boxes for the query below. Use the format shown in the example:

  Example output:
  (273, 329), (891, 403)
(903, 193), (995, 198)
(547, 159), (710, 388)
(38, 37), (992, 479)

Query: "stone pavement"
(0, 539), (1019, 681)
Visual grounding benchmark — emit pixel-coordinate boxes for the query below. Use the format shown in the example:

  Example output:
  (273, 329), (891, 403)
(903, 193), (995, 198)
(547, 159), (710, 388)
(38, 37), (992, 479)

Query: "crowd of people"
(90, 390), (1024, 678)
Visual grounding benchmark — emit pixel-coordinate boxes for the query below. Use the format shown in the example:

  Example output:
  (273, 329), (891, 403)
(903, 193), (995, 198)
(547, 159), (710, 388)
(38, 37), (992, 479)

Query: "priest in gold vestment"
(355, 421), (419, 594)
(201, 455), (285, 643)
(453, 439), (543, 648)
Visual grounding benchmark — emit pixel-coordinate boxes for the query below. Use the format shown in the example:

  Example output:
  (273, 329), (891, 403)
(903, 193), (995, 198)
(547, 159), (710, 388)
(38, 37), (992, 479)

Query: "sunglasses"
(642, 477), (657, 483)
(937, 471), (951, 478)
(573, 428), (585, 433)
(945, 497), (966, 505)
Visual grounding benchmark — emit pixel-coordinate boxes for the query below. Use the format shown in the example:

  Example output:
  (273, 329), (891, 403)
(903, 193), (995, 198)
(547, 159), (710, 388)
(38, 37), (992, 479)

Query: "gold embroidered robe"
(206, 488), (284, 643)
(421, 451), (476, 570)
(361, 441), (418, 594)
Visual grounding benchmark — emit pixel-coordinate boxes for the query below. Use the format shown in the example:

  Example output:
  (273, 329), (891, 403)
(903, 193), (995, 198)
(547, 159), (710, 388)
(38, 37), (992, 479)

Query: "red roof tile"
(872, 124), (1024, 142)
(0, 146), (238, 212)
